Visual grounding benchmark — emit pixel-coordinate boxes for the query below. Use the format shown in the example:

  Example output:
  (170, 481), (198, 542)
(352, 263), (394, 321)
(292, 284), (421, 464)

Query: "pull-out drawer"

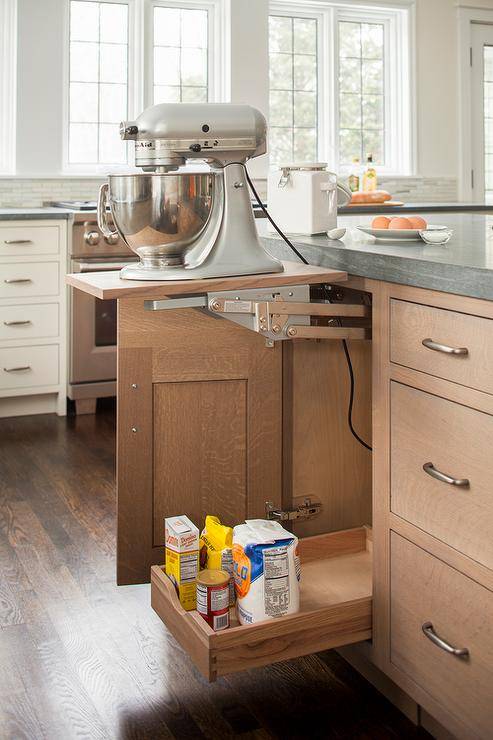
(151, 527), (372, 681)
(0, 262), (59, 299)
(391, 382), (493, 569)
(0, 225), (60, 256)
(0, 303), (59, 341)
(391, 532), (493, 739)
(0, 344), (59, 390)
(390, 299), (493, 394)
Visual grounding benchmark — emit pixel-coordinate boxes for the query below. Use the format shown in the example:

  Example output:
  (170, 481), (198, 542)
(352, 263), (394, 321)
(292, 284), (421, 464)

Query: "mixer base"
(120, 258), (284, 281)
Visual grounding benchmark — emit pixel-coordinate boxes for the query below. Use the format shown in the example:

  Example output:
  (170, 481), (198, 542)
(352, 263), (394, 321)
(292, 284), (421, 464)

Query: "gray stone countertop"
(0, 208), (73, 220)
(259, 213), (493, 301)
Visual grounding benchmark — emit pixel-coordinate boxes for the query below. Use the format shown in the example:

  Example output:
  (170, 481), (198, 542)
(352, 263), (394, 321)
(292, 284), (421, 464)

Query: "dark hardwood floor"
(0, 403), (430, 740)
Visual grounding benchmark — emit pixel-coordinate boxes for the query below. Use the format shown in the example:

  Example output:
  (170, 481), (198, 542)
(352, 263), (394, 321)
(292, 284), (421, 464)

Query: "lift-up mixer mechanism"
(145, 283), (371, 344)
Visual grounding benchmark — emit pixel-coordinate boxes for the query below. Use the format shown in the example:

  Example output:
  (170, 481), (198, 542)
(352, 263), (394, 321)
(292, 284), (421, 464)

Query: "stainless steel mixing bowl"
(98, 172), (219, 266)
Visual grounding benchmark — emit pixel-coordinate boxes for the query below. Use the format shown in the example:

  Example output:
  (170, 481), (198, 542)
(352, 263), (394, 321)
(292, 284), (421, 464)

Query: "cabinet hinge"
(265, 498), (322, 522)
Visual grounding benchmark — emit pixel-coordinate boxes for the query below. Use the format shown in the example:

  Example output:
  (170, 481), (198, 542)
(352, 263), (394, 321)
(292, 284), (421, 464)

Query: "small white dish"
(419, 228), (453, 245)
(357, 224), (448, 242)
(327, 227), (346, 240)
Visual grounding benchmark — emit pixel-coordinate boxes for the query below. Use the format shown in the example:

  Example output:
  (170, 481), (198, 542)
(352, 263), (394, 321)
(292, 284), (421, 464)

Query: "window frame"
(269, 0), (414, 176)
(0, 0), (17, 174)
(63, 0), (224, 173)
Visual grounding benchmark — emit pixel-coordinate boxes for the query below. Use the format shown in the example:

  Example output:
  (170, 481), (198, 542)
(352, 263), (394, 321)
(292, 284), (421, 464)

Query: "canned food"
(196, 569), (230, 631)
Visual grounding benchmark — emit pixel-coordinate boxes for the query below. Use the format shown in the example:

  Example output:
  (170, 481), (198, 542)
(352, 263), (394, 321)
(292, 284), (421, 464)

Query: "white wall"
(10, 0), (493, 183)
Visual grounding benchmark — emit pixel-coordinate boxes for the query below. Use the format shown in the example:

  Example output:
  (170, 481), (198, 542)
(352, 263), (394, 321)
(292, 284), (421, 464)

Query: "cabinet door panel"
(153, 379), (247, 545)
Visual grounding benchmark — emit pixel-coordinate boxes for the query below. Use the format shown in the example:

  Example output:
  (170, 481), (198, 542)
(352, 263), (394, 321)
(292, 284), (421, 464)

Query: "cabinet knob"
(104, 233), (119, 246)
(422, 338), (468, 356)
(423, 462), (469, 488)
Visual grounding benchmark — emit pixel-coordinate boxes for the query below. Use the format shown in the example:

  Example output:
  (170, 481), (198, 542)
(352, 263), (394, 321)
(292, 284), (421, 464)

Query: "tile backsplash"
(0, 175), (459, 208)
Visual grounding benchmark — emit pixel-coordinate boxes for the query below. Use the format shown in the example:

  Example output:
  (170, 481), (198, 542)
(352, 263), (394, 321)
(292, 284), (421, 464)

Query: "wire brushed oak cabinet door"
(117, 297), (282, 584)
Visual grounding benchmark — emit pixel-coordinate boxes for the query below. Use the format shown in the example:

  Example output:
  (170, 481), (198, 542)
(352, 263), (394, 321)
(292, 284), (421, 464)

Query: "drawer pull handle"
(423, 462), (470, 488)
(422, 338), (468, 356)
(4, 278), (32, 284)
(422, 622), (469, 658)
(3, 239), (33, 245)
(3, 320), (32, 326)
(3, 366), (31, 373)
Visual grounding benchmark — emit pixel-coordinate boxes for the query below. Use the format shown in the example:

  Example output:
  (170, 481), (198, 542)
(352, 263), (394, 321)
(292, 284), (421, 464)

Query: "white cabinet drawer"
(0, 345), (59, 390)
(0, 303), (59, 341)
(0, 225), (59, 257)
(0, 262), (59, 298)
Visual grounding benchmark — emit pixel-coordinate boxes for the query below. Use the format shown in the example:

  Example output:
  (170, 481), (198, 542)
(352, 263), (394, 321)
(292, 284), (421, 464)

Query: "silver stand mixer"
(98, 103), (283, 281)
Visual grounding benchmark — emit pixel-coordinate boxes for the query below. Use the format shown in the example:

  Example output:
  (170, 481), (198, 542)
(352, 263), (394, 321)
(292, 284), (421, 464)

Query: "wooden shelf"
(66, 260), (347, 300)
(151, 526), (372, 681)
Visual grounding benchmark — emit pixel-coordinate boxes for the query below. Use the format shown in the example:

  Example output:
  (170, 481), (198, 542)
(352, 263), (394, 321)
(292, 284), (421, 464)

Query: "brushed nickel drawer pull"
(3, 320), (32, 326)
(3, 366), (31, 373)
(423, 462), (470, 488)
(422, 622), (469, 658)
(4, 278), (32, 284)
(422, 338), (468, 355)
(3, 239), (33, 244)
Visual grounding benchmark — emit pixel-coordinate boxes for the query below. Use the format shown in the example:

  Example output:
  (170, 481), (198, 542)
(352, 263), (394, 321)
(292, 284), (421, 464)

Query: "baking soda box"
(165, 516), (199, 611)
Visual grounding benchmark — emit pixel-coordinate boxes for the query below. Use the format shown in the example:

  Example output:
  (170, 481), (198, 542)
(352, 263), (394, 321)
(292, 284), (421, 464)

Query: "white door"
(471, 24), (493, 202)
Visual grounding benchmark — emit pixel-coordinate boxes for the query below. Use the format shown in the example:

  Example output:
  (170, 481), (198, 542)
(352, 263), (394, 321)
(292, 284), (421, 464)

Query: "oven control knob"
(104, 233), (119, 245)
(84, 230), (100, 246)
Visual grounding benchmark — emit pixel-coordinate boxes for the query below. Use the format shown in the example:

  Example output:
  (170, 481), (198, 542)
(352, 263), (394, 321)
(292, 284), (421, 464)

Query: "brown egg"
(372, 216), (390, 229)
(408, 216), (427, 229)
(389, 217), (413, 230)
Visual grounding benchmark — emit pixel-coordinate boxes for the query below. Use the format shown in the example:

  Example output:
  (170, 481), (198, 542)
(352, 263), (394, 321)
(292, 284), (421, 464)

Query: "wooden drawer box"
(391, 382), (493, 569)
(151, 527), (372, 681)
(0, 262), (59, 299)
(391, 532), (493, 738)
(0, 344), (59, 390)
(0, 225), (59, 256)
(390, 299), (493, 394)
(0, 303), (59, 341)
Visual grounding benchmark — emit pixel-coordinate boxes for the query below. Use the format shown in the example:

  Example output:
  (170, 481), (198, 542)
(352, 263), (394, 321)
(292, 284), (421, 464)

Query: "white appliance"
(267, 164), (352, 236)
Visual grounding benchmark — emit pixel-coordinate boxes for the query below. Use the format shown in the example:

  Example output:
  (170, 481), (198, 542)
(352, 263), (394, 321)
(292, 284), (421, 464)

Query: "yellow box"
(165, 516), (199, 611)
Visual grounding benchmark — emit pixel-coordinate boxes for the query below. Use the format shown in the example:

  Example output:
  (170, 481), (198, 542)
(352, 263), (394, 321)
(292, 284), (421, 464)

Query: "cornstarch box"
(165, 516), (199, 611)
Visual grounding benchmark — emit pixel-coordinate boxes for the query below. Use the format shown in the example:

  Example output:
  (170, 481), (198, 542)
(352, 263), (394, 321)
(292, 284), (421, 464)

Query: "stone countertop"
(259, 213), (493, 301)
(337, 201), (493, 215)
(0, 208), (74, 220)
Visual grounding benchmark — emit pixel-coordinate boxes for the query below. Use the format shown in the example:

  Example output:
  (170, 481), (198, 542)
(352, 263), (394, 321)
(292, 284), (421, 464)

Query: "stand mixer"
(97, 103), (283, 281)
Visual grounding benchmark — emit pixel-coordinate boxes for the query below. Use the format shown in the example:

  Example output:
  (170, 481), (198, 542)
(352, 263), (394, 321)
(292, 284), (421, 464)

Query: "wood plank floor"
(0, 403), (430, 740)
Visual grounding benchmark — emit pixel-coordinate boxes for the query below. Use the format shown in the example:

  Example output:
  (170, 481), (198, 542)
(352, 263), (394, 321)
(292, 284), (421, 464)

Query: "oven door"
(70, 259), (135, 384)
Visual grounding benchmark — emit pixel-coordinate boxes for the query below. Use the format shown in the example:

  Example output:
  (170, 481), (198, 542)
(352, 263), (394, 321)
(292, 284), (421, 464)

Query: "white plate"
(357, 224), (448, 242)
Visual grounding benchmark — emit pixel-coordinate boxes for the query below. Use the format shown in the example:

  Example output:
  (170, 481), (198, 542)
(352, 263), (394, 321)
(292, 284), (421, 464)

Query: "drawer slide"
(151, 526), (372, 681)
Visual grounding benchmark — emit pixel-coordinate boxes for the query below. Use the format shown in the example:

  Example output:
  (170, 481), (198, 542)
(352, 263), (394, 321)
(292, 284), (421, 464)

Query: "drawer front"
(390, 299), (493, 394)
(391, 532), (493, 738)
(0, 303), (59, 341)
(0, 225), (59, 256)
(0, 262), (59, 299)
(0, 345), (59, 390)
(391, 382), (493, 569)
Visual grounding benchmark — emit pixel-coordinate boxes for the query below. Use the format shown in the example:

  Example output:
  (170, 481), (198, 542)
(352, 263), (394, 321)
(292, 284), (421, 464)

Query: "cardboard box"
(165, 516), (199, 611)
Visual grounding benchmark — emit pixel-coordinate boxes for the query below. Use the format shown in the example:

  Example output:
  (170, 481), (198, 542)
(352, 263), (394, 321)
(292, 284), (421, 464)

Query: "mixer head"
(120, 102), (267, 172)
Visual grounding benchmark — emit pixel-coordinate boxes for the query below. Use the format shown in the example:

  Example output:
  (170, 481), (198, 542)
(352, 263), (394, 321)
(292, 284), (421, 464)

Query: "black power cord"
(245, 165), (372, 453)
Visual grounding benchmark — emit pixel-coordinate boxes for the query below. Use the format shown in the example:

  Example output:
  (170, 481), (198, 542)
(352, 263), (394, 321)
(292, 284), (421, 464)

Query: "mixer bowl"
(104, 172), (219, 266)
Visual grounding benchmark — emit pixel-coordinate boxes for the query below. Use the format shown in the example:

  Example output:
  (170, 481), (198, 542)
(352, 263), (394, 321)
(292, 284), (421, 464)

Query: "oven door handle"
(72, 261), (135, 273)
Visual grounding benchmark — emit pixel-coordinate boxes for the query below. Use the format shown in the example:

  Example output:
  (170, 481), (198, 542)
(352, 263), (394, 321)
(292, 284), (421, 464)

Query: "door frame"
(458, 7), (493, 201)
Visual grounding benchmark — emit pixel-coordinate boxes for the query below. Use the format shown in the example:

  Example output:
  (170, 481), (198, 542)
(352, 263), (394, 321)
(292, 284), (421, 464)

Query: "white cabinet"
(0, 219), (68, 418)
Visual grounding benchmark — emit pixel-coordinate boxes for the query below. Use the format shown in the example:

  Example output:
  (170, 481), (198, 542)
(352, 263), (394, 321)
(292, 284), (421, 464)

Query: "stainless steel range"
(62, 205), (137, 413)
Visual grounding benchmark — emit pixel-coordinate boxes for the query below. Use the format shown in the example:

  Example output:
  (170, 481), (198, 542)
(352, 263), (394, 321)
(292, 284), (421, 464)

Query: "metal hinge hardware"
(144, 284), (370, 343)
(265, 498), (322, 522)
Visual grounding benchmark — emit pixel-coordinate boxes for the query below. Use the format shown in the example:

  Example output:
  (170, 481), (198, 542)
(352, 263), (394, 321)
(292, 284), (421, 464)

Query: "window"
(66, 0), (219, 169)
(268, 2), (412, 174)
(68, 0), (129, 166)
(0, 0), (16, 173)
(153, 4), (209, 104)
(338, 20), (384, 166)
(269, 15), (318, 164)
